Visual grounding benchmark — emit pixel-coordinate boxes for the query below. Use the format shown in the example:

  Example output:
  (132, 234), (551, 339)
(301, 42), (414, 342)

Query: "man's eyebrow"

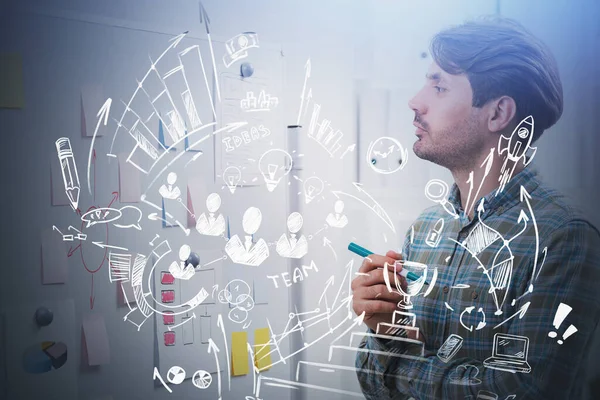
(426, 72), (446, 84)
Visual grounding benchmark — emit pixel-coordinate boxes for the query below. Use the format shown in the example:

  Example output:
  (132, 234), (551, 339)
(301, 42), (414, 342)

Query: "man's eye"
(434, 86), (446, 93)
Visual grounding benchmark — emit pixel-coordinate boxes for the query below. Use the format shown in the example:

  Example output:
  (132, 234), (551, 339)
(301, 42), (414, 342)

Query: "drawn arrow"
(464, 147), (495, 216)
(107, 191), (119, 208)
(207, 338), (222, 399)
(217, 314), (231, 390)
(520, 185), (539, 293)
(494, 301), (531, 329)
(92, 241), (128, 251)
(199, 1), (220, 102)
(318, 275), (335, 306)
(110, 32), (188, 155)
(90, 274), (95, 309)
(92, 149), (97, 201)
(67, 243), (81, 257)
(88, 98), (111, 195)
(153, 367), (173, 393)
(211, 284), (219, 298)
(296, 58), (311, 125)
(323, 237), (337, 261)
(330, 312), (365, 345)
(340, 143), (356, 159)
(459, 306), (476, 332)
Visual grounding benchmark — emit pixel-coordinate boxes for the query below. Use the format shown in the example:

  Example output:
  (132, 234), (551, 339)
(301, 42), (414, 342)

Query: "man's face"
(408, 62), (488, 170)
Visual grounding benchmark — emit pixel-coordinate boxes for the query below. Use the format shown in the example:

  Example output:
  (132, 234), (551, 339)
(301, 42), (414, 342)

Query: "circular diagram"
(366, 136), (408, 174)
(192, 370), (212, 389)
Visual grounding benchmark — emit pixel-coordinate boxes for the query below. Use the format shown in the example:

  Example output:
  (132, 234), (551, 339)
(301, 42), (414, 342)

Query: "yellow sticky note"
(0, 53), (24, 108)
(231, 331), (249, 376)
(254, 328), (272, 372)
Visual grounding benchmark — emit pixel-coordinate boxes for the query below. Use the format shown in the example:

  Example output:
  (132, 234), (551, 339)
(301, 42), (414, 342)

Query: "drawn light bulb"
(258, 149), (292, 192)
(303, 176), (324, 204)
(223, 166), (242, 194)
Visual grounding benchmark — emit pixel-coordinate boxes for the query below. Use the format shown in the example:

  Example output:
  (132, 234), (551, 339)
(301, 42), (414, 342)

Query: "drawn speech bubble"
(81, 207), (122, 228)
(113, 205), (143, 230)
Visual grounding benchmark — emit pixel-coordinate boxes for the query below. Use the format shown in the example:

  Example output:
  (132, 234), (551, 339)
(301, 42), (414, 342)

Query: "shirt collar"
(447, 159), (541, 217)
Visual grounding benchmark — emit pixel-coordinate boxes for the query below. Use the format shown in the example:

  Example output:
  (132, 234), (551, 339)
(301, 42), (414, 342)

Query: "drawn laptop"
(483, 333), (531, 373)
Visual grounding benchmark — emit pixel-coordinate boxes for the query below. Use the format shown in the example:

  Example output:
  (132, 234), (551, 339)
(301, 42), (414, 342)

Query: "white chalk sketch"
(425, 217), (444, 248)
(303, 176), (324, 204)
(484, 333), (531, 374)
(196, 193), (226, 236)
(437, 334), (463, 363)
(225, 207), (269, 266)
(449, 364), (482, 385)
(548, 302), (578, 344)
(325, 200), (349, 228)
(258, 149), (293, 192)
(276, 212), (308, 259)
(425, 178), (458, 219)
(55, 137), (80, 211)
(307, 103), (344, 157)
(168, 245), (196, 280)
(497, 115), (536, 195)
(159, 172), (181, 200)
(223, 166), (242, 194)
(223, 32), (259, 68)
(240, 90), (279, 112)
(366, 136), (408, 174)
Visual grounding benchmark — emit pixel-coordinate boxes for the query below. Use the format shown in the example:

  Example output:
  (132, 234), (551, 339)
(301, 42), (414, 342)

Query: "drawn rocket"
(498, 115), (536, 166)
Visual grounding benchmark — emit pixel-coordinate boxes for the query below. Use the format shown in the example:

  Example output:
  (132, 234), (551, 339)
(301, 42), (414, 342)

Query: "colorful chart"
(22, 341), (68, 374)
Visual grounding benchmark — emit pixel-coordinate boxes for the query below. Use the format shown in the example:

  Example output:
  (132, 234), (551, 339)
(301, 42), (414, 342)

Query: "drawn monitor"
(483, 333), (531, 374)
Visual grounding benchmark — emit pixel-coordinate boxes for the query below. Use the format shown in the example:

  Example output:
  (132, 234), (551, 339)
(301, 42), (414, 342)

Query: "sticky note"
(231, 331), (249, 376)
(82, 314), (110, 366)
(164, 331), (176, 346)
(163, 312), (175, 326)
(41, 229), (68, 284)
(253, 278), (269, 305)
(118, 153), (141, 203)
(0, 53), (24, 108)
(161, 290), (175, 303)
(160, 271), (175, 285)
(254, 328), (272, 371)
(117, 280), (135, 306)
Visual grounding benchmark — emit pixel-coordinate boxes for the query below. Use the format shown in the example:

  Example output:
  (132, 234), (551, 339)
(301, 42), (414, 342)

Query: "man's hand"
(351, 250), (406, 333)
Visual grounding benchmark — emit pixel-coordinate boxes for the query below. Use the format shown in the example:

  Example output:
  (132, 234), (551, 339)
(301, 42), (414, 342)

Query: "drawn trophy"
(393, 260), (428, 310)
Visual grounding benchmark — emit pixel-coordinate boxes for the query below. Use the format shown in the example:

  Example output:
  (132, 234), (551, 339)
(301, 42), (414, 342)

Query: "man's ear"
(488, 96), (517, 133)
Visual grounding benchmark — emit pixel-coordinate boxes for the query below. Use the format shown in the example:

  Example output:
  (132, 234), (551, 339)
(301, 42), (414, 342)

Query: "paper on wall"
(82, 313), (111, 366)
(41, 228), (68, 284)
(118, 153), (141, 203)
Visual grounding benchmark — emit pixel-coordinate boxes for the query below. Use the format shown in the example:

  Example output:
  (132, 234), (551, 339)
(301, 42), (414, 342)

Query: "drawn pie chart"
(166, 366), (186, 384)
(192, 370), (212, 389)
(22, 341), (68, 374)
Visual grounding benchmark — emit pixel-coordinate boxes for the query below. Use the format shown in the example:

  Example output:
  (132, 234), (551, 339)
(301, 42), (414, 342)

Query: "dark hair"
(430, 16), (563, 143)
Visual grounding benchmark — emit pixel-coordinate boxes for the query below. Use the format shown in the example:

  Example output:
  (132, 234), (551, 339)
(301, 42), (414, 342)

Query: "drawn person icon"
(168, 244), (195, 280)
(196, 193), (226, 236)
(225, 207), (269, 266)
(159, 172), (181, 200)
(326, 200), (349, 228)
(276, 212), (308, 259)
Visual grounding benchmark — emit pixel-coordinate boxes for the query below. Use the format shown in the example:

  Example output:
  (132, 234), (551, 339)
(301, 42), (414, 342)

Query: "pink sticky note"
(164, 331), (176, 346)
(41, 229), (68, 284)
(82, 314), (110, 366)
(118, 153), (141, 203)
(163, 312), (175, 325)
(160, 272), (175, 285)
(161, 290), (175, 303)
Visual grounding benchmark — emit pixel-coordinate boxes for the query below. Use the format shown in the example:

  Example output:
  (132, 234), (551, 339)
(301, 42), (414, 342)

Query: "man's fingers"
(359, 254), (398, 273)
(386, 250), (402, 260)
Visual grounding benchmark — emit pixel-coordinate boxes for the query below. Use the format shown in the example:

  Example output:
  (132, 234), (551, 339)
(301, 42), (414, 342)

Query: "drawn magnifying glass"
(425, 179), (458, 218)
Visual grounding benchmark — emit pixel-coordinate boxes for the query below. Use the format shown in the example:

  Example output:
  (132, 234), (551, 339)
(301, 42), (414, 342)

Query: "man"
(352, 16), (600, 400)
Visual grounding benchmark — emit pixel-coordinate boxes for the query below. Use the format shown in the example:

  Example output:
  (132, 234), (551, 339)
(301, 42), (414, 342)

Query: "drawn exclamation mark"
(548, 302), (578, 344)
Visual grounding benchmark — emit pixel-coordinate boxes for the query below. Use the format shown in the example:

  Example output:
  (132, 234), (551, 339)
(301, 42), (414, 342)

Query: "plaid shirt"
(356, 164), (600, 400)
